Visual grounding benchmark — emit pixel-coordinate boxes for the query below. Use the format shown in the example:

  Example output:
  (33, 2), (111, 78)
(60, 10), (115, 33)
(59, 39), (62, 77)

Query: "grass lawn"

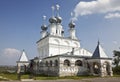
(35, 75), (99, 80)
(0, 73), (120, 81)
(0, 73), (18, 80)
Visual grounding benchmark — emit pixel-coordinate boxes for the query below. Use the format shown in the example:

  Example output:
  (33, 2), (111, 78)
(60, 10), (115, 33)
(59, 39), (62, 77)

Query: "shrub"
(113, 66), (120, 75)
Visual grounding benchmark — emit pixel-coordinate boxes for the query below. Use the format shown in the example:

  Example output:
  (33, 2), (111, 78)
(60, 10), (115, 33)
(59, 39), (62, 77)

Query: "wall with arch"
(38, 55), (89, 76)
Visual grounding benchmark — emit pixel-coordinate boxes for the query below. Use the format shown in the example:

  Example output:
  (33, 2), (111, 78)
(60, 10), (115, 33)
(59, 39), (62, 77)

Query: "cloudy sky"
(0, 0), (120, 65)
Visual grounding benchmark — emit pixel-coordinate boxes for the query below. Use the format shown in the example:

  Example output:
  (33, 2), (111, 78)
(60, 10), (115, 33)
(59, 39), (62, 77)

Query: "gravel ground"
(1, 77), (120, 82)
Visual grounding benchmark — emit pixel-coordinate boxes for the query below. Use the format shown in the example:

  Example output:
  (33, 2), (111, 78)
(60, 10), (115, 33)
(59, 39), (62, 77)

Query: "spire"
(92, 41), (108, 58)
(97, 38), (100, 45)
(19, 50), (29, 62)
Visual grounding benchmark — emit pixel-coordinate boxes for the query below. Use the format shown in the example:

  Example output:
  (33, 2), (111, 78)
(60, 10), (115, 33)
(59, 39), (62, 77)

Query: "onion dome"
(56, 16), (62, 23)
(61, 30), (64, 34)
(69, 21), (75, 28)
(41, 24), (48, 31)
(49, 17), (57, 23)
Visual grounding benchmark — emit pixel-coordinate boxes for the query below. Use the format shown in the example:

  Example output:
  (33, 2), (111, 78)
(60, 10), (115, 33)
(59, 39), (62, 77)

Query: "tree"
(113, 50), (120, 67)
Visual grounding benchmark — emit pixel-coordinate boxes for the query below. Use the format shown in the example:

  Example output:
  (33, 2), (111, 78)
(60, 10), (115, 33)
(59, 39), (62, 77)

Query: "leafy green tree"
(113, 50), (120, 67)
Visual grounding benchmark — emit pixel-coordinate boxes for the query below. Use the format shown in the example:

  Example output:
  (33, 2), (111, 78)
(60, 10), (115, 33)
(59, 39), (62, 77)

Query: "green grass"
(0, 78), (9, 81)
(0, 73), (18, 80)
(113, 74), (120, 77)
(35, 75), (99, 80)
(0, 73), (120, 81)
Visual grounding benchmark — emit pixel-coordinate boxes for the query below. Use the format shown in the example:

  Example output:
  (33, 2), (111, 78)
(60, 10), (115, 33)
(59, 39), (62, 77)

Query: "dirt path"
(1, 77), (120, 82)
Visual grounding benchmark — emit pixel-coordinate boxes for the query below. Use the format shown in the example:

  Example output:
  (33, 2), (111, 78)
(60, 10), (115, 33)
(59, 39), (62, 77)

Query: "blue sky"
(0, 0), (120, 65)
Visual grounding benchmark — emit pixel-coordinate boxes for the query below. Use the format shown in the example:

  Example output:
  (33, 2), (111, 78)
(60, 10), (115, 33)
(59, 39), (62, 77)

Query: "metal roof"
(92, 41), (108, 58)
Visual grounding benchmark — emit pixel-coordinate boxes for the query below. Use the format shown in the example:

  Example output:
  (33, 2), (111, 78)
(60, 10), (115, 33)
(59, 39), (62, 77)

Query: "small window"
(50, 60), (52, 66)
(56, 30), (57, 33)
(55, 60), (58, 66)
(45, 61), (48, 66)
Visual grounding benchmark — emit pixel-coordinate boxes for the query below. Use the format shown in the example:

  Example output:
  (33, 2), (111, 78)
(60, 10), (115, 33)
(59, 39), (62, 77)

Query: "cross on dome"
(51, 6), (55, 17)
(56, 4), (60, 17)
(43, 15), (46, 25)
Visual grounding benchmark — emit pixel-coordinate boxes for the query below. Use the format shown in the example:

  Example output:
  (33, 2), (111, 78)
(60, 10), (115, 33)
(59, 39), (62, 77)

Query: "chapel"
(17, 4), (113, 77)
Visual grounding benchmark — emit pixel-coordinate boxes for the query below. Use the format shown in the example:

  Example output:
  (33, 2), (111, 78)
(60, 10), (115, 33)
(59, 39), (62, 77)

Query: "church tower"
(55, 4), (64, 37)
(37, 4), (82, 59)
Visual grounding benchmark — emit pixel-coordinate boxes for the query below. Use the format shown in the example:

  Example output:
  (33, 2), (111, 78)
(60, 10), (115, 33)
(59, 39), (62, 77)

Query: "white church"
(17, 5), (113, 77)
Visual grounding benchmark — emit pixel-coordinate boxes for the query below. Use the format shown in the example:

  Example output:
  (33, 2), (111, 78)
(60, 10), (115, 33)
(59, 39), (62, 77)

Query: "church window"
(55, 60), (58, 66)
(64, 59), (70, 66)
(50, 60), (52, 66)
(56, 30), (57, 34)
(75, 60), (83, 66)
(45, 61), (48, 66)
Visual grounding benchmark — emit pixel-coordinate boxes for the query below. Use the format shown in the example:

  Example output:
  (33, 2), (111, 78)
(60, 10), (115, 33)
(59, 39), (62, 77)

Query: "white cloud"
(0, 48), (21, 65)
(73, 0), (120, 21)
(2, 48), (21, 57)
(113, 41), (118, 45)
(105, 13), (120, 19)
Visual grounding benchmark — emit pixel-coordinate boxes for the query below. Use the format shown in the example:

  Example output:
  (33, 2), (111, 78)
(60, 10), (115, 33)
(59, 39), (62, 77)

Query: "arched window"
(104, 61), (110, 75)
(75, 60), (83, 66)
(93, 62), (99, 74)
(55, 60), (58, 66)
(64, 59), (70, 66)
(50, 60), (52, 66)
(45, 61), (48, 66)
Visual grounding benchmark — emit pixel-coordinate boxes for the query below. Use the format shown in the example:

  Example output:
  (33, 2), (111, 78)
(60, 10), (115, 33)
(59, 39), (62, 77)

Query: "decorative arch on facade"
(55, 60), (58, 66)
(93, 62), (100, 74)
(64, 59), (71, 66)
(75, 60), (83, 66)
(73, 42), (79, 48)
(64, 41), (70, 46)
(53, 39), (60, 45)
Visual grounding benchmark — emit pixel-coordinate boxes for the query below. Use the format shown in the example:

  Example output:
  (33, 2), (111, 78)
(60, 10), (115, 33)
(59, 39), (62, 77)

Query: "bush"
(113, 66), (120, 75)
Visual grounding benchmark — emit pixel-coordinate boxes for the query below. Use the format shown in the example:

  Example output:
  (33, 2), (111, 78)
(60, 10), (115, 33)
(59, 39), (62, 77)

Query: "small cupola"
(41, 15), (48, 31)
(69, 21), (75, 28)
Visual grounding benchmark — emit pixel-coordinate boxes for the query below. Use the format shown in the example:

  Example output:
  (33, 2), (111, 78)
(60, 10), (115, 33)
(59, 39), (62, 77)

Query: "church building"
(17, 4), (113, 77)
